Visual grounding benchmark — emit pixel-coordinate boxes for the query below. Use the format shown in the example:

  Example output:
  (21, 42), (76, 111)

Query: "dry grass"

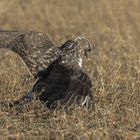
(0, 0), (140, 139)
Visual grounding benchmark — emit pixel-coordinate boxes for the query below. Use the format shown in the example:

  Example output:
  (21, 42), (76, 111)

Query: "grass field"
(0, 0), (140, 139)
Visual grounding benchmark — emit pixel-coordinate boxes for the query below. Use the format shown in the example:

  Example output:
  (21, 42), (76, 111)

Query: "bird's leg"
(21, 90), (33, 103)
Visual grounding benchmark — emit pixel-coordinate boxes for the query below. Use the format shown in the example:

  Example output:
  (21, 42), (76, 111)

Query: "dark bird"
(18, 37), (93, 109)
(0, 30), (93, 109)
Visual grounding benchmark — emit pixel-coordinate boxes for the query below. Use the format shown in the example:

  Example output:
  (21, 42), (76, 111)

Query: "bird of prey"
(0, 30), (60, 77)
(16, 37), (93, 109)
(0, 30), (93, 109)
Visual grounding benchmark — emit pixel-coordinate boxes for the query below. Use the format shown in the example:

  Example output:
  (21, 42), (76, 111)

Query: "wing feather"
(32, 61), (93, 108)
(0, 30), (56, 77)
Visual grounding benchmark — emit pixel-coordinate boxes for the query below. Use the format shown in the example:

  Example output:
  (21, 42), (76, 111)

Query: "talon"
(22, 90), (33, 102)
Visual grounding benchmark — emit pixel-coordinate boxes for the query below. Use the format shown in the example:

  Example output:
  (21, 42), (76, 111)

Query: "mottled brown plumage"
(20, 38), (93, 109)
(0, 30), (60, 77)
(0, 30), (93, 109)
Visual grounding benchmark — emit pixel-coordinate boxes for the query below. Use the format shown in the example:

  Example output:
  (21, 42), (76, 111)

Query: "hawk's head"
(59, 36), (92, 67)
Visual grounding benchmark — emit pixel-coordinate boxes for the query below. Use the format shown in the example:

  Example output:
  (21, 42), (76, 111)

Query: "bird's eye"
(68, 43), (74, 49)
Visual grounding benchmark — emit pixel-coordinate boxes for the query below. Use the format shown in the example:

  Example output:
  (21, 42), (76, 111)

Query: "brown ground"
(0, 0), (140, 139)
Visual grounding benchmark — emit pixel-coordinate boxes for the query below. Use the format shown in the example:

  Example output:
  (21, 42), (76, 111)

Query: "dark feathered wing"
(32, 59), (93, 108)
(0, 30), (56, 77)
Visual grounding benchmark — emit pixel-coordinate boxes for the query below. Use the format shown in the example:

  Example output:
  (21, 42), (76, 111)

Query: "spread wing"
(0, 30), (57, 77)
(32, 59), (93, 108)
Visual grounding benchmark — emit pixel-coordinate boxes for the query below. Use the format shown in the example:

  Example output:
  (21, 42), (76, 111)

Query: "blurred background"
(0, 0), (139, 44)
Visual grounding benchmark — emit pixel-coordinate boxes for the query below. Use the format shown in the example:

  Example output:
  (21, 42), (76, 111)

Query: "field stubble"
(0, 0), (140, 139)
